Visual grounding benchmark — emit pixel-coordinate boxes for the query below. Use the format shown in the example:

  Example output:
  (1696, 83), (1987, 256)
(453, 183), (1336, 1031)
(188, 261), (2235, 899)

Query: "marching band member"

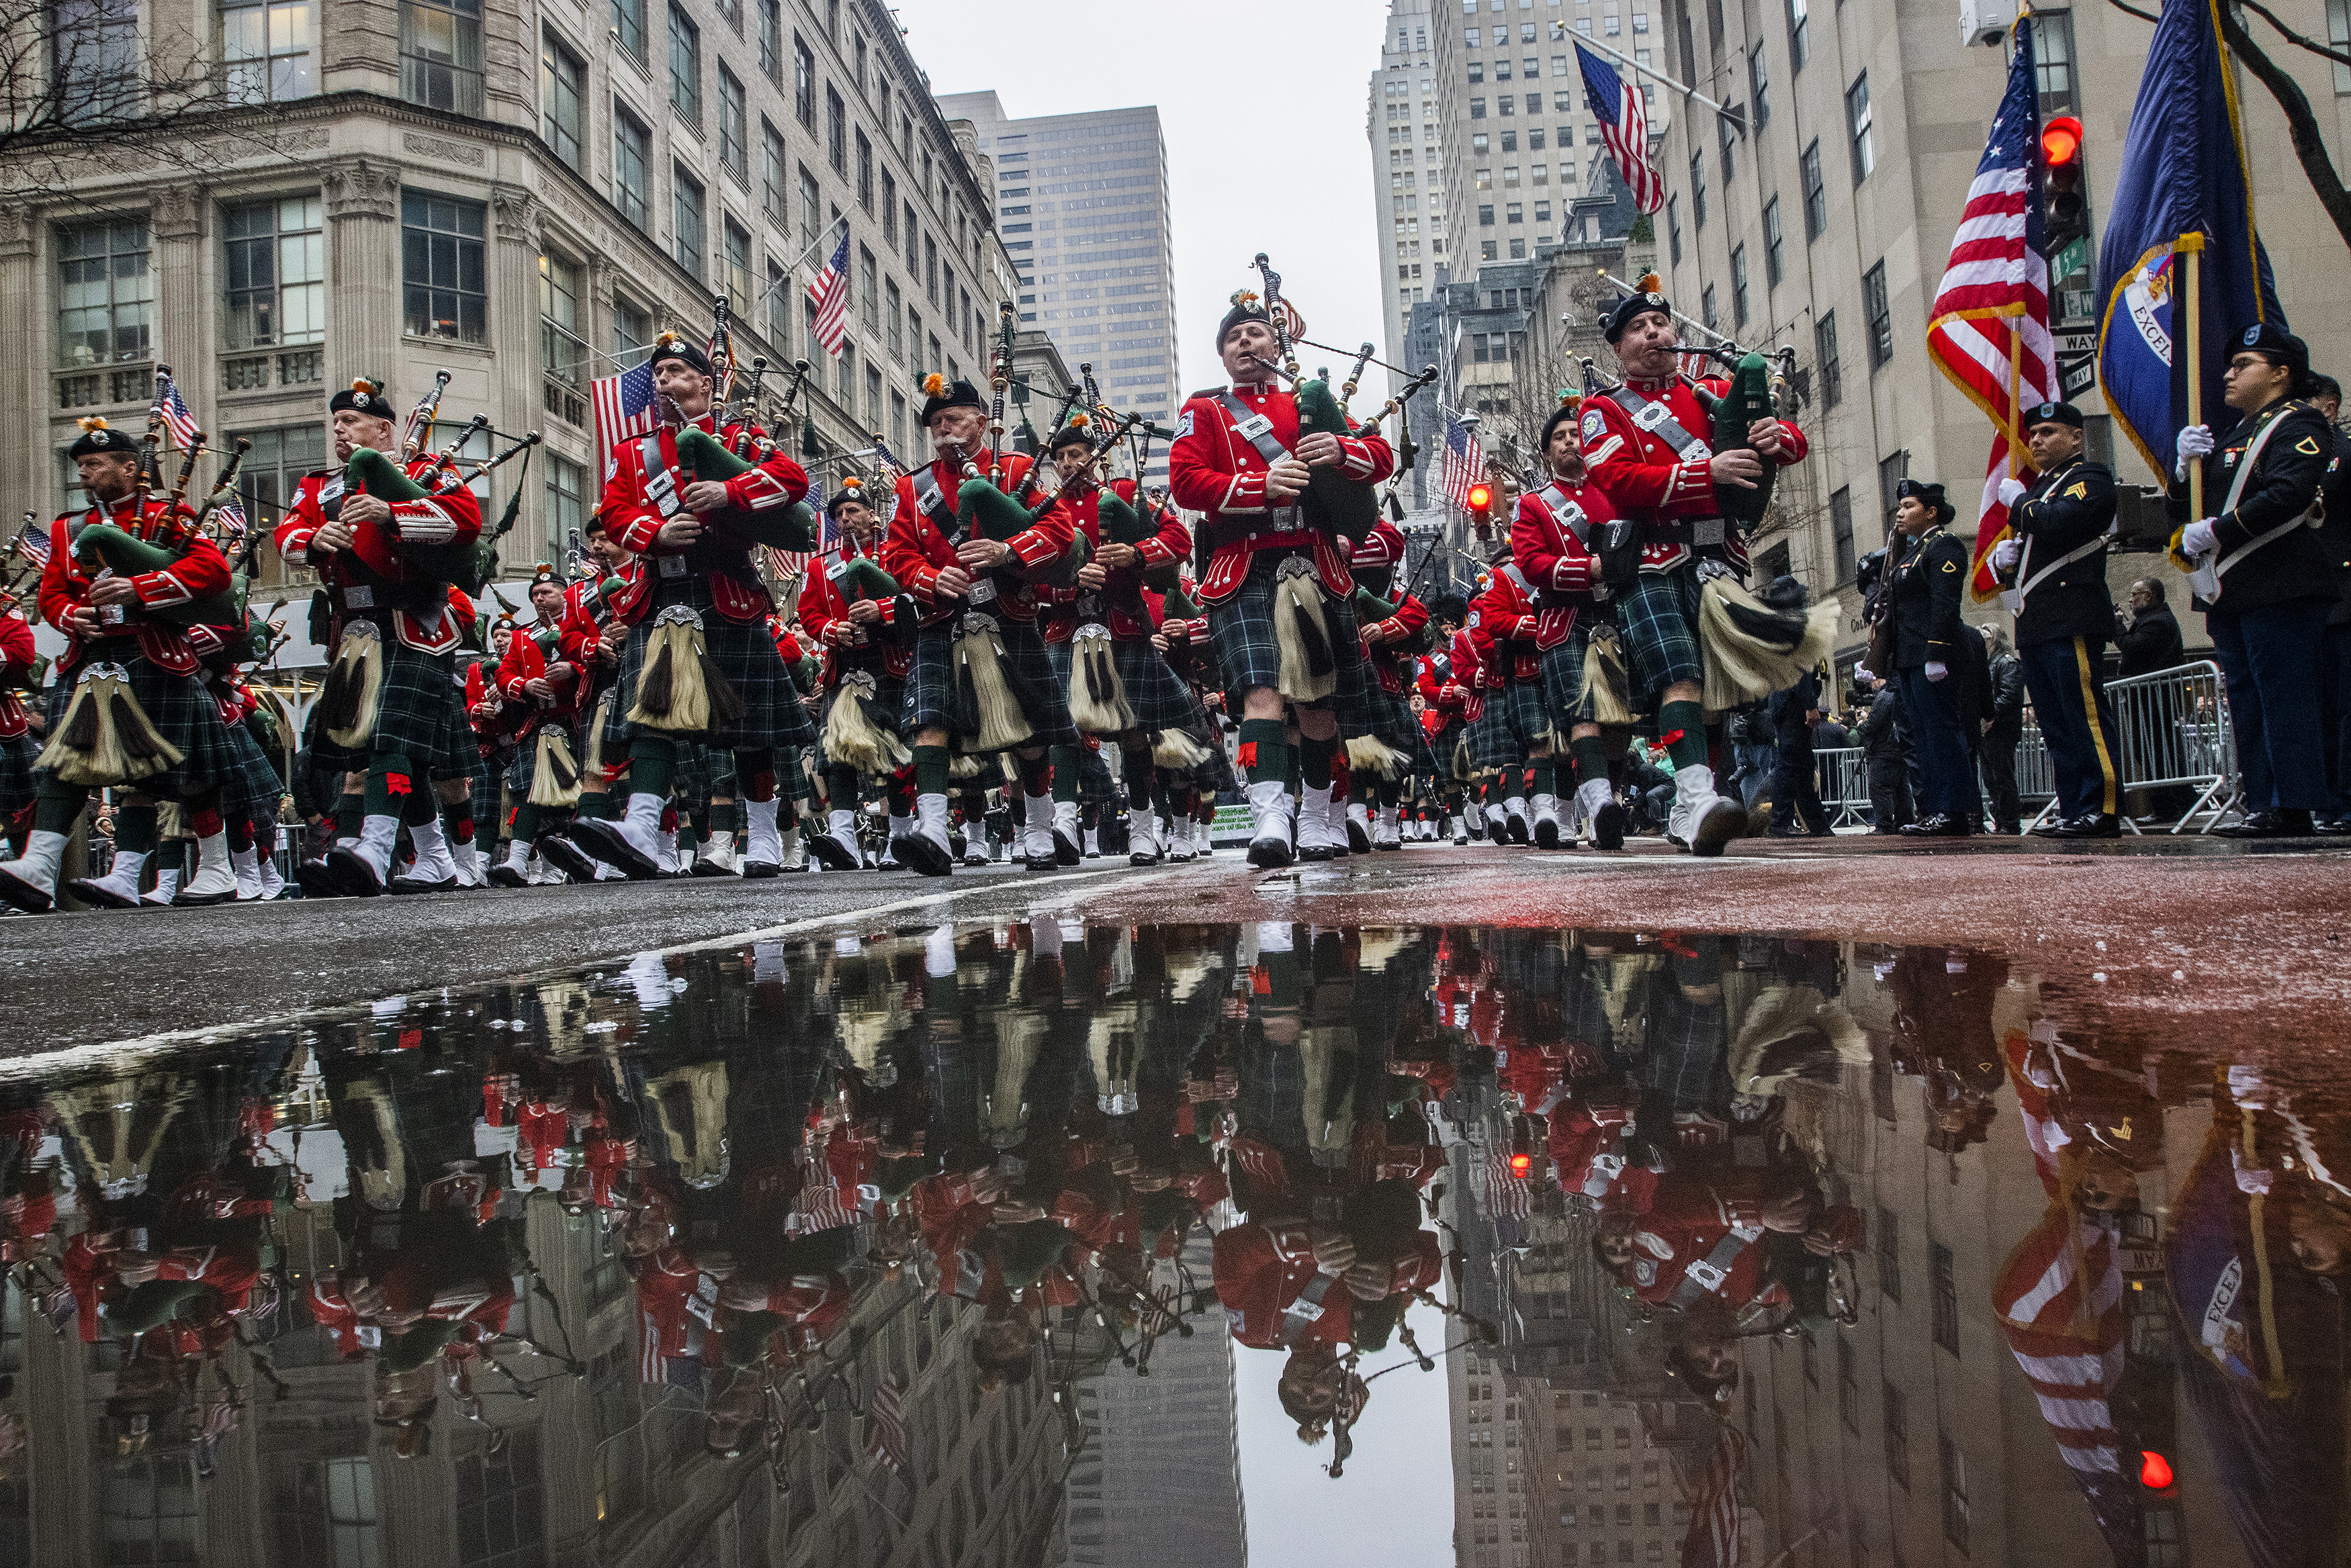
(801, 479), (918, 871)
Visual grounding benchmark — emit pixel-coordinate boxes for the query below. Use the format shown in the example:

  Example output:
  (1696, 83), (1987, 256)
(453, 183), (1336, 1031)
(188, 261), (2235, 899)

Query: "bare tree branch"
(2235, 0), (2351, 71)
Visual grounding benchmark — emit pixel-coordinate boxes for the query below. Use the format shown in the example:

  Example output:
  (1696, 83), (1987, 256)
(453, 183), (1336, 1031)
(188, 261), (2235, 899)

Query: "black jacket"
(1857, 686), (1904, 758)
(2002, 455), (2116, 647)
(1768, 674), (1820, 751)
(2319, 425), (2350, 627)
(1888, 528), (1970, 670)
(2115, 604), (2186, 677)
(1986, 653), (2026, 735)
(2167, 396), (2335, 618)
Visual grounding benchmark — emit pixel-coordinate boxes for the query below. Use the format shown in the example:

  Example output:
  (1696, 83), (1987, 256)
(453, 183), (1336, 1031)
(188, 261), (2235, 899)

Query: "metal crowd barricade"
(2107, 659), (2237, 832)
(1813, 747), (1872, 828)
(2016, 726), (2064, 829)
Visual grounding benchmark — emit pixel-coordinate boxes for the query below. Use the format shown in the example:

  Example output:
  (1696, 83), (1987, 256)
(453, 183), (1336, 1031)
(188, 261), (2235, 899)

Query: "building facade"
(935, 91), (1178, 486)
(9, 0), (1021, 656)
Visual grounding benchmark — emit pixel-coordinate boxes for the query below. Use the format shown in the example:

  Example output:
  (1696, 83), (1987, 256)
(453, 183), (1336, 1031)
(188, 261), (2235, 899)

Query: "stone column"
(150, 184), (208, 423)
(0, 203), (40, 514)
(491, 184), (543, 565)
(324, 158), (402, 382)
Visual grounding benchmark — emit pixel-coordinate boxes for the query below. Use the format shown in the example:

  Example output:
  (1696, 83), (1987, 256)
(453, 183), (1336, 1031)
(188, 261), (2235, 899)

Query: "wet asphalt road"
(5, 833), (2346, 1070)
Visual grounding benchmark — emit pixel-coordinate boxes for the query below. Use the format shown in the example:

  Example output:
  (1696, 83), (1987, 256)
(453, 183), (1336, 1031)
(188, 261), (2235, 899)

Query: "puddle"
(0, 921), (2335, 1567)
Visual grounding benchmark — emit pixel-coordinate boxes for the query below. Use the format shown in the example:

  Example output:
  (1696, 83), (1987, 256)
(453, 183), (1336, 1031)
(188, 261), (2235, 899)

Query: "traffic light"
(2139, 1450), (2176, 1493)
(2039, 115), (2088, 259)
(1466, 481), (1494, 535)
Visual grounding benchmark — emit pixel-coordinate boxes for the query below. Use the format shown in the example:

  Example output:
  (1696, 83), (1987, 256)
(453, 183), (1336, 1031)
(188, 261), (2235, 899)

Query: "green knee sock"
(364, 754), (417, 819)
(1531, 758), (1558, 797)
(1120, 746), (1153, 799)
(1298, 733), (1335, 790)
(1237, 719), (1291, 787)
(1377, 774), (1401, 808)
(1349, 767), (1376, 805)
(153, 841), (187, 874)
(513, 804), (543, 843)
(913, 744), (951, 798)
(34, 788), (88, 837)
(1659, 700), (1709, 773)
(1571, 736), (1611, 790)
(1051, 746), (1083, 804)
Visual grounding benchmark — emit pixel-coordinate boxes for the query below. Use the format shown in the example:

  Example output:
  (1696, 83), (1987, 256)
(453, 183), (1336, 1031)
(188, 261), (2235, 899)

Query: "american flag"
(1481, 1153), (1532, 1219)
(211, 496), (249, 547)
(1679, 1423), (1748, 1568)
(154, 375), (202, 451)
(1575, 43), (1663, 215)
(1439, 414), (1487, 512)
(591, 353), (660, 484)
(1924, 17), (2053, 602)
(12, 523), (50, 567)
(807, 232), (852, 359)
(866, 1373), (908, 1475)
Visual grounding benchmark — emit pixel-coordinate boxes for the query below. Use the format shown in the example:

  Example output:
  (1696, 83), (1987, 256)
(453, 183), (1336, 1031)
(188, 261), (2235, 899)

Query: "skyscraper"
(939, 93), (1180, 486)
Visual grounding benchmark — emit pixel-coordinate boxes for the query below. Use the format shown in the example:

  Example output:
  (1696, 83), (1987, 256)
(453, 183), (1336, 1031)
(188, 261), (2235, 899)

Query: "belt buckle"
(343, 585), (375, 609)
(658, 554), (687, 578)
(1693, 517), (1726, 547)
(968, 578), (997, 605)
(1272, 506), (1300, 530)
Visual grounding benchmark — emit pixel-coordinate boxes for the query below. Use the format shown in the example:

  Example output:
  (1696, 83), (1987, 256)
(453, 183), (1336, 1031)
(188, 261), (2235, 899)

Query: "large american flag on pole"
(807, 231), (852, 359)
(1924, 17), (2054, 603)
(1574, 43), (1663, 215)
(1679, 1422), (1748, 1568)
(1439, 414), (1487, 511)
(590, 354), (658, 483)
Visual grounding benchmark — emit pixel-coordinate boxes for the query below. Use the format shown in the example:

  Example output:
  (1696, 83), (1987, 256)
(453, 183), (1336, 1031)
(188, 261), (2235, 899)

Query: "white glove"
(2174, 424), (2215, 481)
(1694, 558), (1734, 584)
(1990, 539), (2021, 573)
(2181, 517), (2219, 557)
(1853, 665), (1874, 684)
(1924, 661), (1949, 683)
(1996, 477), (2027, 508)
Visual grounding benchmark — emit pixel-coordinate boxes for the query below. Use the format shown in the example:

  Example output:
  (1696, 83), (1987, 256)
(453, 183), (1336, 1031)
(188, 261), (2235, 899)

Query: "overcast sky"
(892, 0), (1399, 400)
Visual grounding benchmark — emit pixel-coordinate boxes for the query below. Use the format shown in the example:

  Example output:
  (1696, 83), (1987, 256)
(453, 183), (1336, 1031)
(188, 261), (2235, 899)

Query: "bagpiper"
(1339, 519), (1433, 852)
(487, 565), (588, 884)
(572, 333), (815, 878)
(274, 379), (485, 896)
(0, 418), (244, 911)
(1581, 282), (1810, 855)
(801, 477), (920, 870)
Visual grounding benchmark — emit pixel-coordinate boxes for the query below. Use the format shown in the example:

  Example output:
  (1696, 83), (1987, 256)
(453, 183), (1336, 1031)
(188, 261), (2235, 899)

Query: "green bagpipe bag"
(1294, 375), (1381, 545)
(1702, 353), (1778, 535)
(68, 524), (240, 630)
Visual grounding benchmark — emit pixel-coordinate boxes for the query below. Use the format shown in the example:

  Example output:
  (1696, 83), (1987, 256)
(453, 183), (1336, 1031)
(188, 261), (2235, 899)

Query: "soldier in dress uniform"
(1462, 549), (1548, 845)
(0, 419), (243, 912)
(2170, 323), (2337, 837)
(1167, 292), (1396, 868)
(486, 566), (586, 884)
(574, 334), (815, 878)
(1883, 479), (1983, 835)
(1581, 285), (1810, 856)
(274, 379), (484, 896)
(801, 478), (920, 871)
(880, 374), (1079, 875)
(1988, 400), (2124, 837)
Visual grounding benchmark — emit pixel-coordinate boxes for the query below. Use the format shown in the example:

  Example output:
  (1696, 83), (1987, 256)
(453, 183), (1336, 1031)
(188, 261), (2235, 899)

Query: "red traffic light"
(2041, 116), (2084, 168)
(1466, 483), (1493, 512)
(1509, 1151), (1533, 1177)
(2139, 1450), (2174, 1490)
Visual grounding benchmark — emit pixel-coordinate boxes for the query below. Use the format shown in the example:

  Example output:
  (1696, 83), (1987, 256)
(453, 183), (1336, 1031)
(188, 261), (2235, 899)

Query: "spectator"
(1726, 700), (1776, 809)
(1812, 707), (1851, 751)
(1855, 673), (1913, 833)
(1980, 625), (2027, 835)
(1767, 665), (1834, 837)
(2115, 577), (2187, 677)
(2313, 374), (2351, 835)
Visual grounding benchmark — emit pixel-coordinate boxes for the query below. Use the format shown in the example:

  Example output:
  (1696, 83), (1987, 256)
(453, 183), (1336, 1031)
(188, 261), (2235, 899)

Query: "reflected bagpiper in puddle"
(0, 921), (2343, 1567)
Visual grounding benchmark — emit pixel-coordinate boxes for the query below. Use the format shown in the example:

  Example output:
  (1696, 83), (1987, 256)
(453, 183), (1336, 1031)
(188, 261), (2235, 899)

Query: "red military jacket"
(0, 608), (36, 739)
(1466, 569), (1542, 682)
(1211, 1221), (1442, 1350)
(41, 494), (226, 676)
(1358, 589), (1430, 695)
(495, 616), (577, 735)
(560, 567), (633, 701)
(1579, 375), (1808, 573)
(1511, 475), (1616, 649)
(596, 414), (807, 627)
(799, 528), (912, 682)
(881, 449), (1071, 629)
(276, 457), (482, 653)
(1167, 377), (1394, 606)
(1037, 477), (1191, 643)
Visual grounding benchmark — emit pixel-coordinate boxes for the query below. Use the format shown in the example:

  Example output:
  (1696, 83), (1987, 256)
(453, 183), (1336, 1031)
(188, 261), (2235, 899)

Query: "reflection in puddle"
(0, 925), (2335, 1566)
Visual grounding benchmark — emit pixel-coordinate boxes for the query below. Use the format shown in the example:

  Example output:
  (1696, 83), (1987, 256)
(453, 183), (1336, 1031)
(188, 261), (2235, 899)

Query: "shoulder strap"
(635, 431), (680, 519)
(1499, 562), (1534, 599)
(909, 464), (955, 531)
(1608, 385), (1711, 461)
(1536, 483), (1589, 543)
(2221, 405), (2291, 518)
(1214, 391), (1292, 467)
(2213, 406), (2322, 580)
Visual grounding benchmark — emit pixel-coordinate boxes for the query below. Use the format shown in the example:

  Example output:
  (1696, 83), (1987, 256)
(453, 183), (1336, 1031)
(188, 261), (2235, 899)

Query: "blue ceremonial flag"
(2094, 0), (2280, 482)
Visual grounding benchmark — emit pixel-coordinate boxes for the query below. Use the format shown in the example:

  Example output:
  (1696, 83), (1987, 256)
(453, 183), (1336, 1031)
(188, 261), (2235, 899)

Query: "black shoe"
(1053, 827), (1083, 866)
(1899, 814), (1975, 837)
(2047, 813), (2121, 839)
(565, 819), (662, 880)
(1994, 822), (2023, 837)
(326, 845), (386, 897)
(1691, 798), (1747, 858)
(2316, 815), (2351, 837)
(2214, 809), (2315, 839)
(1506, 813), (1531, 845)
(488, 862), (528, 888)
(899, 831), (955, 877)
(1345, 816), (1371, 854)
(536, 833), (601, 882)
(809, 829), (861, 871)
(2028, 818), (2070, 838)
(1247, 834), (1294, 870)
(1591, 802), (1627, 852)
(389, 873), (459, 895)
(1533, 813), (1561, 849)
(294, 856), (343, 898)
(1765, 826), (1814, 839)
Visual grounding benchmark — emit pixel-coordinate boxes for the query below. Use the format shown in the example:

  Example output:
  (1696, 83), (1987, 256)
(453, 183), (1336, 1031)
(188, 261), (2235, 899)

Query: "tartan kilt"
(1076, 739), (1116, 804)
(1540, 628), (1602, 727)
(37, 649), (239, 798)
(1616, 567), (1705, 713)
(603, 578), (815, 755)
(1206, 555), (1374, 734)
(1365, 679), (1421, 754)
(903, 613), (1081, 752)
(0, 731), (36, 813)
(1466, 694), (1524, 770)
(1046, 635), (1206, 734)
(469, 762), (500, 829)
(504, 718), (578, 794)
(673, 740), (738, 802)
(308, 636), (475, 777)
(224, 721), (286, 823)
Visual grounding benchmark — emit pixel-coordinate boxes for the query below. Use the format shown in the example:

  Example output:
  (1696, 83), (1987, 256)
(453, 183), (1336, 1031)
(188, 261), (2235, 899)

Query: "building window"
(1815, 312), (1842, 410)
(719, 219), (752, 314)
(1801, 140), (1826, 238)
(401, 0), (483, 115)
(454, 1428), (545, 1568)
(1690, 153), (1706, 227)
(50, 0), (139, 124)
(611, 0), (645, 59)
(2332, 0), (2351, 93)
(758, 0), (780, 81)
(1730, 244), (1749, 327)
(220, 0), (316, 103)
(672, 166), (706, 281)
(541, 29), (585, 171)
(612, 298), (650, 358)
(1846, 73), (1874, 184)
(1760, 196), (1785, 287)
(1837, 1338), (1859, 1434)
(825, 86), (847, 175)
(1719, 114), (1736, 186)
(1939, 1436), (1970, 1553)
(1788, 0), (1810, 69)
(2034, 9), (2078, 112)
(1863, 261), (1894, 369)
(793, 35), (815, 126)
(1882, 1381), (1910, 1487)
(1470, 97), (1487, 118)
(856, 129), (873, 211)
(1876, 1203), (1900, 1299)
(885, 278), (902, 359)
(1830, 486), (1855, 584)
(231, 422), (328, 576)
(546, 451), (587, 551)
(668, 5), (701, 129)
(1701, 285), (1717, 330)
(765, 259), (787, 341)
(719, 66), (747, 179)
(1666, 194), (1681, 265)
(860, 248), (879, 331)
(762, 120), (788, 222)
(883, 171), (897, 241)
(222, 196), (324, 352)
(400, 192), (485, 342)
(800, 166), (822, 248)
(540, 251), (586, 404)
(613, 107), (651, 230)
(1931, 1242), (1959, 1353)
(1750, 44), (1769, 127)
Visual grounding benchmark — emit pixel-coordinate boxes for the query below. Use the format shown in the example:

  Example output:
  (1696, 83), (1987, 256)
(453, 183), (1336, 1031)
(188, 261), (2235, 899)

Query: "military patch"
(1581, 410), (1605, 441)
(2296, 436), (2322, 455)
(2063, 481), (2088, 500)
(1467, 609), (1481, 627)
(1173, 409), (1194, 440)
(1942, 559), (1959, 572)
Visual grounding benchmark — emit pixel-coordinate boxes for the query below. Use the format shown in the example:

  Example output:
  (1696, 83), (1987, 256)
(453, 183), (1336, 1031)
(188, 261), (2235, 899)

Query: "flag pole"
(1573, 32), (1746, 136)
(2007, 320), (2024, 479)
(2176, 232), (2205, 519)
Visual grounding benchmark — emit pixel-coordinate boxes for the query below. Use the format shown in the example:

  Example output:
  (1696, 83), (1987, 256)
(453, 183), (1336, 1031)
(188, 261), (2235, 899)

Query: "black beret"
(1603, 287), (1674, 346)
(1540, 398), (1582, 455)
(648, 332), (714, 377)
(2237, 321), (2309, 380)
(917, 374), (986, 425)
(1217, 289), (1274, 351)
(824, 479), (875, 518)
(1895, 477), (1953, 520)
(329, 378), (398, 420)
(67, 418), (140, 460)
(2023, 400), (2083, 429)
(1047, 419), (1096, 454)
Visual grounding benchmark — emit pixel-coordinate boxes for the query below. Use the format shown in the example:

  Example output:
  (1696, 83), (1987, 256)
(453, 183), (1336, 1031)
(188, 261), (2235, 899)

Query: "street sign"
(2052, 329), (2096, 357)
(2052, 237), (2089, 280)
(2060, 354), (2097, 398)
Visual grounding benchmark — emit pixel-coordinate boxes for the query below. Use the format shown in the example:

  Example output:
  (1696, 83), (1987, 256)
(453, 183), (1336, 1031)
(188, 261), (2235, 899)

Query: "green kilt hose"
(39, 645), (238, 798)
(308, 638), (474, 777)
(1046, 637), (1206, 734)
(1206, 555), (1374, 735)
(1614, 568), (1705, 713)
(902, 613), (1081, 752)
(602, 578), (815, 755)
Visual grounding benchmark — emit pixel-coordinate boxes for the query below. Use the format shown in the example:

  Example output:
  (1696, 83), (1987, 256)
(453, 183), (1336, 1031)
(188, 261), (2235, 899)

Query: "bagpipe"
(343, 377), (545, 596)
(69, 418), (245, 635)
